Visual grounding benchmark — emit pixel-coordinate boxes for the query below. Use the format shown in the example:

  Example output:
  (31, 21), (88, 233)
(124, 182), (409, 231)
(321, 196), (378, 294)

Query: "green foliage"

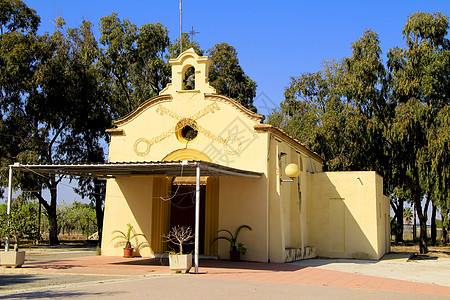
(111, 223), (145, 249)
(0, 3), (111, 244)
(99, 13), (170, 118)
(168, 32), (203, 59)
(403, 207), (413, 224)
(0, 198), (40, 248)
(57, 201), (97, 237)
(212, 224), (252, 252)
(1, 5), (260, 247)
(0, 0), (40, 34)
(270, 11), (450, 254)
(207, 43), (257, 112)
(273, 30), (388, 174)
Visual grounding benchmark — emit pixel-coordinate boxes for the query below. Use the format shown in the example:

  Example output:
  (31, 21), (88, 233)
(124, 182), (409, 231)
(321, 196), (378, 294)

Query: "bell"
(185, 80), (193, 90)
(185, 74), (195, 90)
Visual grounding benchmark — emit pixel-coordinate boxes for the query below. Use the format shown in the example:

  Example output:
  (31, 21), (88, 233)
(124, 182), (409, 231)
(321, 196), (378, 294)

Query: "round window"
(181, 124), (198, 141)
(176, 119), (198, 142)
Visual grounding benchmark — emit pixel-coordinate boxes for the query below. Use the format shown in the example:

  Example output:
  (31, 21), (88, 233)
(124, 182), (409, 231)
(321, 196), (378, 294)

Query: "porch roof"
(11, 161), (263, 179)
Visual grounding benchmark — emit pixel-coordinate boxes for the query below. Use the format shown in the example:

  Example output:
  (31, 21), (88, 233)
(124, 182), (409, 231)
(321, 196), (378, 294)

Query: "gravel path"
(23, 246), (97, 263)
(1, 245), (130, 295)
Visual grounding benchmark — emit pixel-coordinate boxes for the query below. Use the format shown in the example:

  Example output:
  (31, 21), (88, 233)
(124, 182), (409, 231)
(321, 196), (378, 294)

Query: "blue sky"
(26, 0), (450, 115)
(20, 0), (450, 204)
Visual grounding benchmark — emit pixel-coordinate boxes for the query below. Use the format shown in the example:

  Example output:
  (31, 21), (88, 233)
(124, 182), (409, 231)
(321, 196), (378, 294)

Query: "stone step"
(285, 246), (317, 262)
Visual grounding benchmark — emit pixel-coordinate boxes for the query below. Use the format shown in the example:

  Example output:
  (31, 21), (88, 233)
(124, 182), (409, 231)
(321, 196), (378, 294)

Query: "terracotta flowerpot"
(1, 251), (26, 268)
(229, 250), (241, 261)
(123, 248), (134, 258)
(169, 254), (192, 273)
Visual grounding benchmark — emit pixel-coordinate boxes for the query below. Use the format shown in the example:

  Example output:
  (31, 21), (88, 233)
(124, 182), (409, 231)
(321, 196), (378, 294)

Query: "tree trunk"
(418, 217), (428, 253)
(413, 202), (417, 241)
(38, 202), (41, 241)
(47, 207), (59, 245)
(430, 203), (437, 245)
(395, 198), (404, 243)
(48, 180), (60, 245)
(442, 208), (449, 244)
(415, 199), (428, 254)
(94, 179), (104, 245)
(34, 187), (59, 245)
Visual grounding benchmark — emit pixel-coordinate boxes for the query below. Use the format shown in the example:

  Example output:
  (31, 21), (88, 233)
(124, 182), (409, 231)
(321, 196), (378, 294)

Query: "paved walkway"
(1, 256), (449, 298)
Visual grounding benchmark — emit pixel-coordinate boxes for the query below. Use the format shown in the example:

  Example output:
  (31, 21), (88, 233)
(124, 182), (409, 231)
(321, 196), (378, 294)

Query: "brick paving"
(8, 256), (449, 297)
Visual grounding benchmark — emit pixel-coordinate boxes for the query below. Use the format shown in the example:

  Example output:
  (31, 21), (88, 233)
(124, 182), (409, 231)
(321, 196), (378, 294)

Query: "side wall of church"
(306, 171), (389, 260)
(267, 134), (323, 263)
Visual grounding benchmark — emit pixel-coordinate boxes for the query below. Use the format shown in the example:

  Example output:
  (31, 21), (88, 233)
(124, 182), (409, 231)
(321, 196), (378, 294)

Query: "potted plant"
(162, 225), (194, 273)
(212, 225), (252, 261)
(1, 213), (26, 268)
(111, 223), (145, 258)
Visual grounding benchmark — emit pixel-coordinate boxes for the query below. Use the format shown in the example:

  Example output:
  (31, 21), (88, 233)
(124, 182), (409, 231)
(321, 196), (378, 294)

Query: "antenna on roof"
(188, 26), (199, 43)
(179, 0), (182, 54)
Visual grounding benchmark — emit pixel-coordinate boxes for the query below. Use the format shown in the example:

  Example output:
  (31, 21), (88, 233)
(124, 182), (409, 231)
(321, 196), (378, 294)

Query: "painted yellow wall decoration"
(134, 102), (241, 156)
(101, 48), (391, 263)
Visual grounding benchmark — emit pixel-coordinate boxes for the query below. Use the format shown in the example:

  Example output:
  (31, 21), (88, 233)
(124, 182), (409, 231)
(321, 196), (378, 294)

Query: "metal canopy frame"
(11, 160), (262, 179)
(5, 161), (262, 274)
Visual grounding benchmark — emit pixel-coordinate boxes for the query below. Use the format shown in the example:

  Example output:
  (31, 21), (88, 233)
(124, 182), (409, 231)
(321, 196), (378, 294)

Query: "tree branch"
(34, 192), (50, 211)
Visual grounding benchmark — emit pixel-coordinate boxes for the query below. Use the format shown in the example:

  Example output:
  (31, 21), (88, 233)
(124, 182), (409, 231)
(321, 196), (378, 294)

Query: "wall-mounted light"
(280, 163), (301, 183)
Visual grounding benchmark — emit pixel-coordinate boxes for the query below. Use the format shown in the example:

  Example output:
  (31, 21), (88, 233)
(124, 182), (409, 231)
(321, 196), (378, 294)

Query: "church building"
(100, 49), (391, 263)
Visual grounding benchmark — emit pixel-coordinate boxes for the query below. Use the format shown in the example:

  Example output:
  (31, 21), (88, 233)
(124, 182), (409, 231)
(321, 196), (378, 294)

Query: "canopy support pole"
(298, 178), (304, 259)
(5, 165), (13, 252)
(194, 163), (200, 273)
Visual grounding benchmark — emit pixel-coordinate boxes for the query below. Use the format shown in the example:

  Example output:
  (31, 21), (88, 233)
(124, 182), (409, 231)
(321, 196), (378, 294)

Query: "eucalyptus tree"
(58, 20), (110, 243)
(0, 0), (41, 235)
(0, 0), (39, 35)
(98, 13), (170, 118)
(268, 60), (337, 147)
(168, 32), (203, 58)
(270, 30), (388, 173)
(0, 0), (40, 164)
(268, 30), (406, 240)
(387, 11), (450, 253)
(15, 17), (111, 245)
(271, 12), (450, 251)
(1, 3), (111, 244)
(207, 43), (257, 112)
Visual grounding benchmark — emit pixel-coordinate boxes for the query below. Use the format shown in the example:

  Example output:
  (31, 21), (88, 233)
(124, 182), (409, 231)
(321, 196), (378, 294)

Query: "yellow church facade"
(100, 49), (390, 263)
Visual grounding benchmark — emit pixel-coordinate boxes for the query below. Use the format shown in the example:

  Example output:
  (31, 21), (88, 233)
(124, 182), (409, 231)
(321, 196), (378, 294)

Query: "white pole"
(194, 163), (200, 273)
(298, 178), (304, 259)
(5, 165), (13, 252)
(179, 0), (182, 54)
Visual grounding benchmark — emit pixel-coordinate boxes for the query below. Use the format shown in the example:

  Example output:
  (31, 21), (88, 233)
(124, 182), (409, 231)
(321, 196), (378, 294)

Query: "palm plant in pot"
(162, 225), (194, 273)
(111, 223), (145, 258)
(212, 225), (252, 261)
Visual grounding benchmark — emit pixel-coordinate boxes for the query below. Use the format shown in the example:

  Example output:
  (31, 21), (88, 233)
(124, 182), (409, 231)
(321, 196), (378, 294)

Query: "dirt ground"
(291, 244), (450, 287)
(391, 244), (450, 261)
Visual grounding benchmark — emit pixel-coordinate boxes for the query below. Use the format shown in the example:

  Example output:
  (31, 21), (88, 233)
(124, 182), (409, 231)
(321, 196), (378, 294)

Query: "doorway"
(170, 184), (206, 254)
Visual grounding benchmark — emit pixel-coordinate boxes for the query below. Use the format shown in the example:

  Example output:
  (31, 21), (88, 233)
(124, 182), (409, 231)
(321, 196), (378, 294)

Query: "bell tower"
(160, 48), (216, 95)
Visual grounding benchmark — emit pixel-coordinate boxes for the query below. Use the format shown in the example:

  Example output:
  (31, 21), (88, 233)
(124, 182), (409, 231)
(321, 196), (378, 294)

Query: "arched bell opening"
(183, 66), (195, 90)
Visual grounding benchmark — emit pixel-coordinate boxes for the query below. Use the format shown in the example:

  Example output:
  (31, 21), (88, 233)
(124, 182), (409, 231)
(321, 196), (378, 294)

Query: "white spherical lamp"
(285, 163), (300, 178)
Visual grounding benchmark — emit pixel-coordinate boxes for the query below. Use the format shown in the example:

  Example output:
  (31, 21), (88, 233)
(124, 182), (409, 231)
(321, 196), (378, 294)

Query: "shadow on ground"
(111, 258), (307, 272)
(0, 275), (48, 289)
(0, 290), (112, 299)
